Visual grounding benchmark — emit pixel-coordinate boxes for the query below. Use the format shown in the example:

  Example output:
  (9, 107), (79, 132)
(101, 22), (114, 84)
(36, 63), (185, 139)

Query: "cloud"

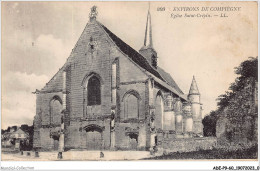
(2, 72), (49, 129)
(3, 72), (48, 93)
(3, 30), (72, 77)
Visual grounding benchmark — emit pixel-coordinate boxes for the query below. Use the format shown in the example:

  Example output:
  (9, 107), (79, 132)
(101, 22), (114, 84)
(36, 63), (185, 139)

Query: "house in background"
(10, 128), (29, 149)
(2, 125), (33, 150)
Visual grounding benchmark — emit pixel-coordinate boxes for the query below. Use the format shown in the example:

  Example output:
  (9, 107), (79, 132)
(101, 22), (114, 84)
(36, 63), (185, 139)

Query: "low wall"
(160, 137), (217, 153)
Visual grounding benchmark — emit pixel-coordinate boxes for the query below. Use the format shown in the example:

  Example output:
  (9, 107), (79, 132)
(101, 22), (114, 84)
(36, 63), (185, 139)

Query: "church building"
(33, 6), (203, 151)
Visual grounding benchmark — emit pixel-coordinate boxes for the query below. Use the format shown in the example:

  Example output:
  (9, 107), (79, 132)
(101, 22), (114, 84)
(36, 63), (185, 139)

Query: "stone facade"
(33, 7), (204, 152)
(161, 137), (217, 154)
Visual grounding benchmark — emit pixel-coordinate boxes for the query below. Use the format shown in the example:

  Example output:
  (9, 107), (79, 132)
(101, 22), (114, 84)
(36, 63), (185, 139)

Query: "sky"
(1, 1), (258, 129)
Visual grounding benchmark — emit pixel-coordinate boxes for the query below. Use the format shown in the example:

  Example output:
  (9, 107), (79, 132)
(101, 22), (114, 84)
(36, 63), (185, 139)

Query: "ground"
(1, 149), (151, 161)
(144, 145), (258, 160)
(1, 145), (257, 161)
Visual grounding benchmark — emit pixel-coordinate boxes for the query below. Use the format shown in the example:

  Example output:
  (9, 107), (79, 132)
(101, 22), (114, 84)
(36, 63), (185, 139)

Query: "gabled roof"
(13, 128), (29, 135)
(8, 128), (29, 139)
(99, 22), (184, 95)
(157, 67), (183, 94)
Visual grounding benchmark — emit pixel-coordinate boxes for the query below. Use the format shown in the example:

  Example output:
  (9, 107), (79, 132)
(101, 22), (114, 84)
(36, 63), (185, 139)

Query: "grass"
(144, 145), (258, 160)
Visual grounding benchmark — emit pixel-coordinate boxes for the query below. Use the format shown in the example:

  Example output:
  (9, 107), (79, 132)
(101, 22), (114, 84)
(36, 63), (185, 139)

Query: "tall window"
(124, 94), (139, 119)
(87, 76), (101, 105)
(155, 94), (164, 129)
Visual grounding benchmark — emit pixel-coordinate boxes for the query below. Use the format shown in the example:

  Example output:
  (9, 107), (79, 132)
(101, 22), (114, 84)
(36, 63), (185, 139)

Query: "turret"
(188, 76), (203, 136)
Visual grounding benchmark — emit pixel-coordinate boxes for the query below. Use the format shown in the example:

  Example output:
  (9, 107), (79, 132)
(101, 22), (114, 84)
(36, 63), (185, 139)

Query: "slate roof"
(100, 22), (184, 95)
(157, 67), (183, 94)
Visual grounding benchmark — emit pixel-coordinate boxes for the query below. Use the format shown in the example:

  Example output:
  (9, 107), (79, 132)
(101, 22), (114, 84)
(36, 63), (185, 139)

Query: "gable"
(13, 128), (29, 136)
(40, 66), (64, 92)
(38, 19), (184, 97)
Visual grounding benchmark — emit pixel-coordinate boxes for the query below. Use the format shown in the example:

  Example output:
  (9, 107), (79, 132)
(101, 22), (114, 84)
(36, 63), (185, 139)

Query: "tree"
(202, 111), (218, 136)
(204, 57), (258, 139)
(217, 57), (257, 111)
(21, 124), (29, 131)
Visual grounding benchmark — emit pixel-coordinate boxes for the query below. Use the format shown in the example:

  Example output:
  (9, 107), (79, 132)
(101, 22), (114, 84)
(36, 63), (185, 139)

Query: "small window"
(87, 76), (101, 105)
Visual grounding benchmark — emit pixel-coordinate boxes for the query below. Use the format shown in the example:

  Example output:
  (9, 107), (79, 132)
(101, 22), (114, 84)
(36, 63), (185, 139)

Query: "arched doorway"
(52, 135), (59, 151)
(128, 133), (138, 150)
(84, 125), (103, 150)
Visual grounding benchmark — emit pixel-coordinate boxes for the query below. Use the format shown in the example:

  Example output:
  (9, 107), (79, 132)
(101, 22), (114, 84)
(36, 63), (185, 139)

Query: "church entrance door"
(52, 136), (59, 151)
(84, 124), (104, 150)
(129, 138), (137, 150)
(54, 139), (59, 150)
(86, 131), (102, 150)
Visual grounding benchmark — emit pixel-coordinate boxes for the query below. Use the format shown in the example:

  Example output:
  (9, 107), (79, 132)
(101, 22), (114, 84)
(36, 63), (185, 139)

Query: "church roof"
(100, 23), (184, 95)
(100, 23), (162, 80)
(157, 67), (183, 94)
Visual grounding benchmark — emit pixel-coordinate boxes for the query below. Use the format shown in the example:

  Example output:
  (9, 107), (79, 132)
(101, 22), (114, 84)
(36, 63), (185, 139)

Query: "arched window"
(50, 97), (62, 125)
(87, 76), (101, 106)
(123, 92), (140, 119)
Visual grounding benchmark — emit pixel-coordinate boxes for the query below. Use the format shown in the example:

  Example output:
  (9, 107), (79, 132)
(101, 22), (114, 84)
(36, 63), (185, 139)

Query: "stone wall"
(160, 137), (217, 153)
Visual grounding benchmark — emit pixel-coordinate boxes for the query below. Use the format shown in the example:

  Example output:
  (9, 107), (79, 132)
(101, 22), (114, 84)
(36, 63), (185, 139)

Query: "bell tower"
(139, 4), (158, 68)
